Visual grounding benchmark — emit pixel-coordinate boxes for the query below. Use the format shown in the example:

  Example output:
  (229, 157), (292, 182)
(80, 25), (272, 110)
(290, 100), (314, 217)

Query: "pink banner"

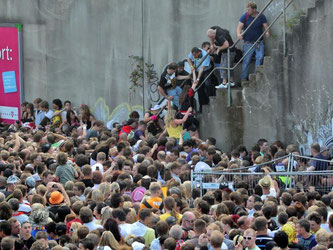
(0, 25), (22, 124)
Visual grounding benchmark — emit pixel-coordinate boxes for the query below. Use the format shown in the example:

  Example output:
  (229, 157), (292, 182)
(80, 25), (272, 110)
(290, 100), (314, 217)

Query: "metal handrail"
(195, 0), (294, 107)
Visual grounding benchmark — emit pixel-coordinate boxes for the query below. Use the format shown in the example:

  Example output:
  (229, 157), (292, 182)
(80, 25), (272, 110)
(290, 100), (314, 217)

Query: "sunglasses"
(244, 236), (253, 240)
(186, 219), (195, 223)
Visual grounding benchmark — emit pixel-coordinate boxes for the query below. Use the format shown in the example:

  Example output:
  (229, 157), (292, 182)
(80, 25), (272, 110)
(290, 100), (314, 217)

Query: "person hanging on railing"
(177, 80), (200, 138)
(187, 47), (211, 113)
(206, 26), (235, 89)
(158, 62), (191, 110)
(237, 1), (270, 81)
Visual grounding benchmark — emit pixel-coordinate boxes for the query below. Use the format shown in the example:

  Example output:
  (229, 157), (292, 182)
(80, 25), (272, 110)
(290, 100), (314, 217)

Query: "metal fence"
(191, 153), (333, 196)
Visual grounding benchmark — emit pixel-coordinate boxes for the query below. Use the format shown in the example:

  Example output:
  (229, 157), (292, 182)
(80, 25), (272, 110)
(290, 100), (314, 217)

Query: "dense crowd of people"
(0, 93), (333, 250)
(0, 2), (332, 250)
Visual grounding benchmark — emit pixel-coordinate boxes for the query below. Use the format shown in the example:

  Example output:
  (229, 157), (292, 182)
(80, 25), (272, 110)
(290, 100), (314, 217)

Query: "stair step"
(249, 73), (256, 82)
(315, 0), (325, 18)
(324, 0), (332, 17)
(307, 7), (317, 22)
(263, 56), (272, 65)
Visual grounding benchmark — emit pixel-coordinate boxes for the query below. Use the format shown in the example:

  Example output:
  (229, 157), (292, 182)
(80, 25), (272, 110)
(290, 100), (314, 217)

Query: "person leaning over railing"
(236, 1), (270, 81)
(207, 26), (235, 89)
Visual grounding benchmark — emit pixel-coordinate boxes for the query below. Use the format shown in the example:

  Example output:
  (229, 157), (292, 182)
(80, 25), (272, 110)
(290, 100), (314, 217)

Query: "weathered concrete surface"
(0, 0), (313, 119)
(200, 0), (333, 154)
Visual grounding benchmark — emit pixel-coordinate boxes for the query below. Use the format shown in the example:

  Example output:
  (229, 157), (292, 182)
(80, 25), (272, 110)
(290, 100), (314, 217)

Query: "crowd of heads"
(1, 88), (333, 250)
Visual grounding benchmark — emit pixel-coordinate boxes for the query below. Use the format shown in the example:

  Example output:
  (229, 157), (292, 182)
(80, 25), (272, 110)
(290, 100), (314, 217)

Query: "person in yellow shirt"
(160, 197), (182, 224)
(51, 99), (63, 127)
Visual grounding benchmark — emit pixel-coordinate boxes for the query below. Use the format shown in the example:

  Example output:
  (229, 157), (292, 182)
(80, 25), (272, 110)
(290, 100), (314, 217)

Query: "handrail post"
(285, 153), (291, 189)
(227, 48), (231, 107)
(190, 169), (193, 202)
(289, 153), (294, 189)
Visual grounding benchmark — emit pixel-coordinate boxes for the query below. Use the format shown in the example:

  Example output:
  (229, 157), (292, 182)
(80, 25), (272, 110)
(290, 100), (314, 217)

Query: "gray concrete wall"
(0, 0), (313, 124)
(200, 0), (333, 154)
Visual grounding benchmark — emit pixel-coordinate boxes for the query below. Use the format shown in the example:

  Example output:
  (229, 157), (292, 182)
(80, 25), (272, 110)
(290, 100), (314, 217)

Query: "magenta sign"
(0, 24), (23, 123)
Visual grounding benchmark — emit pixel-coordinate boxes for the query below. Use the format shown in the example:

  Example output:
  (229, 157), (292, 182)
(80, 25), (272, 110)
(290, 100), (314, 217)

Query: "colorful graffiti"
(91, 97), (144, 129)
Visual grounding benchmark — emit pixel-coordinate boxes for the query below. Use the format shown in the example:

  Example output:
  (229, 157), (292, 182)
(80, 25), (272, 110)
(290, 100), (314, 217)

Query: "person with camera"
(45, 181), (70, 217)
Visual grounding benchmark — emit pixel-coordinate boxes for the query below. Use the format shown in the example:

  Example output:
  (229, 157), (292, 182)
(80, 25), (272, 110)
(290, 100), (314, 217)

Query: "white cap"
(151, 104), (161, 111)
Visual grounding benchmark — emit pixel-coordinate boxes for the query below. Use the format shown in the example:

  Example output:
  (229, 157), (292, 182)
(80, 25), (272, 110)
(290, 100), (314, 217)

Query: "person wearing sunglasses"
(243, 228), (260, 250)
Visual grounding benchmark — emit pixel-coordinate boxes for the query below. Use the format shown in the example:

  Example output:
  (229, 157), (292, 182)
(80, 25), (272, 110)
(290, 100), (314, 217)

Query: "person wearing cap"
(46, 181), (71, 214)
(259, 172), (278, 201)
(158, 62), (191, 109)
(143, 104), (165, 136)
(3, 175), (20, 198)
(9, 198), (29, 225)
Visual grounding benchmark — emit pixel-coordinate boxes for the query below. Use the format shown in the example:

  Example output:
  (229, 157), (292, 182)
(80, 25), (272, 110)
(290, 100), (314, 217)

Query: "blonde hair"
(99, 182), (112, 199)
(126, 208), (137, 224)
(182, 181), (192, 200)
(101, 207), (113, 226)
(164, 109), (177, 127)
(65, 181), (75, 191)
(91, 189), (104, 202)
(123, 201), (133, 209)
(315, 229), (330, 246)
(247, 1), (257, 9)
(99, 231), (121, 249)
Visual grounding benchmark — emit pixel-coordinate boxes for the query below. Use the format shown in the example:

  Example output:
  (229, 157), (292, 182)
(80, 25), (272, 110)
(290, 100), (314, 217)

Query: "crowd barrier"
(190, 153), (333, 197)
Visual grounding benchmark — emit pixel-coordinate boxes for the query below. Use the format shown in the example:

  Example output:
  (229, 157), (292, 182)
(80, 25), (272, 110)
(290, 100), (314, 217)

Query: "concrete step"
(315, 0), (325, 19)
(324, 0), (332, 16)
(263, 56), (272, 65)
(307, 7), (317, 22)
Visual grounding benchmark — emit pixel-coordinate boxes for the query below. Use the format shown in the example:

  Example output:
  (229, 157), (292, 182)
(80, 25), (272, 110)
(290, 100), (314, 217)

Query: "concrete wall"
(200, 0), (333, 154)
(0, 0), (313, 123)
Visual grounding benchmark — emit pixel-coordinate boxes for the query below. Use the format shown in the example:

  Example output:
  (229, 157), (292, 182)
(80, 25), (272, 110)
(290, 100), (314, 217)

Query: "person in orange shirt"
(139, 182), (163, 212)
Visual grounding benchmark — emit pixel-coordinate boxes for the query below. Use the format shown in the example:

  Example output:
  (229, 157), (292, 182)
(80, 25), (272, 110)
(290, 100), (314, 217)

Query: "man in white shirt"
(259, 176), (277, 201)
(39, 100), (54, 127)
(91, 152), (106, 174)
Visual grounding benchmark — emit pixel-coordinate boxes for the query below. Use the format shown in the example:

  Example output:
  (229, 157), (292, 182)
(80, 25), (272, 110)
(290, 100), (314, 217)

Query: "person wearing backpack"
(139, 182), (164, 213)
(236, 1), (270, 81)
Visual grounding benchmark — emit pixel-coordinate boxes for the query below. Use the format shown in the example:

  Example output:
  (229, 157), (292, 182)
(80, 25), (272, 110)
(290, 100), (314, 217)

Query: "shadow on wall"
(91, 97), (143, 129)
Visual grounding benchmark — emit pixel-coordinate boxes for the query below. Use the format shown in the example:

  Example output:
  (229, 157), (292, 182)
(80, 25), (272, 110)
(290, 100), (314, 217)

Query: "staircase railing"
(196, 0), (294, 107)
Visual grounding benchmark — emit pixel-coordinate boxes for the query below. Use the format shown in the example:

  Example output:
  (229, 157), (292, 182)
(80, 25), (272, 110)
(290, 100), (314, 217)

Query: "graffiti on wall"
(297, 119), (333, 155)
(91, 97), (144, 129)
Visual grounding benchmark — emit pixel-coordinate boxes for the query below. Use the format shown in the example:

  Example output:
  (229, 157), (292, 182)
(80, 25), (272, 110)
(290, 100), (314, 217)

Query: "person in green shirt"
(54, 152), (78, 185)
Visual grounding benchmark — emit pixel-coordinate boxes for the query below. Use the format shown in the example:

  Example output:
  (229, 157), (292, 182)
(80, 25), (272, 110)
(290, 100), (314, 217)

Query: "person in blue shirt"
(187, 47), (211, 113)
(236, 1), (270, 81)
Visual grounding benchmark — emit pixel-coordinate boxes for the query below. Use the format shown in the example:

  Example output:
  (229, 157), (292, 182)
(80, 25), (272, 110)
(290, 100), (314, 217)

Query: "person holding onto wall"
(237, 1), (270, 81)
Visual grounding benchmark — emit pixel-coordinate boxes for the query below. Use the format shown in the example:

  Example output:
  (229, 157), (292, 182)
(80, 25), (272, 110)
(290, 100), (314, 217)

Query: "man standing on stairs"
(206, 26), (236, 89)
(187, 47), (211, 113)
(237, 1), (270, 81)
